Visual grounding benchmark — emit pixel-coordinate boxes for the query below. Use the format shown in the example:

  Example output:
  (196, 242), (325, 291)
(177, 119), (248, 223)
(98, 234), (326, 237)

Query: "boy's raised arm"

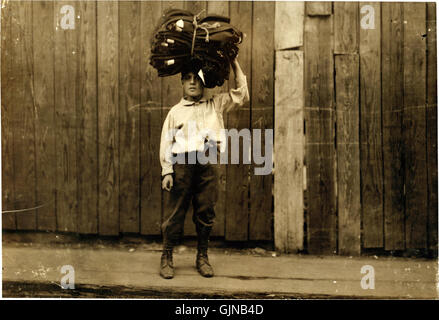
(231, 58), (246, 89)
(215, 58), (249, 113)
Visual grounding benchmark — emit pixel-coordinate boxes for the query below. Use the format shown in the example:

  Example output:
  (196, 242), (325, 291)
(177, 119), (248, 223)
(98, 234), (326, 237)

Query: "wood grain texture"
(33, 1), (56, 231)
(97, 0), (119, 235)
(382, 3), (405, 251)
(306, 2), (331, 16)
(275, 1), (304, 50)
(334, 2), (358, 54)
(54, 1), (78, 232)
(3, 0), (435, 256)
(207, 0), (228, 17)
(335, 54), (361, 255)
(76, 0), (98, 234)
(360, 2), (383, 248)
(304, 15), (336, 254)
(225, 1), (252, 241)
(140, 0), (162, 236)
(119, 1), (141, 233)
(207, 0), (229, 237)
(250, 1), (274, 241)
(1, 2), (16, 229)
(184, 0), (206, 16)
(18, 1), (39, 231)
(403, 2), (428, 249)
(274, 50), (304, 252)
(426, 2), (438, 252)
(32, 2), (57, 230)
(16, 1), (37, 230)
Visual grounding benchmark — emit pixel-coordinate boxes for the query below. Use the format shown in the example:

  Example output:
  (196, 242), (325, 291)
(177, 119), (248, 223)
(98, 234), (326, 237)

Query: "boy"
(159, 58), (249, 279)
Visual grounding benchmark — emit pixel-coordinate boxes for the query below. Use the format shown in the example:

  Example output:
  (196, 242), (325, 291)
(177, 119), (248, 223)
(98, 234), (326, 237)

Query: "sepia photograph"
(0, 0), (438, 305)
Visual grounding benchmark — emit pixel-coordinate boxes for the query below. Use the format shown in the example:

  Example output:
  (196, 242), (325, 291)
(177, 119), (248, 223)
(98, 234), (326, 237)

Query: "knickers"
(162, 153), (218, 248)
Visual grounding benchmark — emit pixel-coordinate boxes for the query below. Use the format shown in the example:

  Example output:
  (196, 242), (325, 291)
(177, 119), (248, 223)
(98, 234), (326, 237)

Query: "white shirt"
(160, 74), (249, 176)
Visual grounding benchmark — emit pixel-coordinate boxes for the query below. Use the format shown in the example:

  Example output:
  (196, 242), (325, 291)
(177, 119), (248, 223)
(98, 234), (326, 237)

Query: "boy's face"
(181, 72), (204, 100)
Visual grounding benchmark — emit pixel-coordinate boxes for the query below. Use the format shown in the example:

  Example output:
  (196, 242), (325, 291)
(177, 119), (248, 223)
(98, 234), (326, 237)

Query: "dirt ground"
(2, 232), (438, 299)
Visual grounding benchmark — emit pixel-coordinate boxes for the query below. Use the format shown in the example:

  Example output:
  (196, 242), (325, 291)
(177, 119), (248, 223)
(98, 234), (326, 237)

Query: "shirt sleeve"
(212, 74), (250, 113)
(160, 110), (175, 177)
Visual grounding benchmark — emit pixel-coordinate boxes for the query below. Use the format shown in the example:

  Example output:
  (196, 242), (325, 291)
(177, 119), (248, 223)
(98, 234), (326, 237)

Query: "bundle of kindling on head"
(149, 8), (243, 88)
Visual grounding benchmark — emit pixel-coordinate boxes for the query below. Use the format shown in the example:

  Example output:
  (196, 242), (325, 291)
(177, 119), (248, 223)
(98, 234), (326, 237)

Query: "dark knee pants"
(162, 155), (218, 248)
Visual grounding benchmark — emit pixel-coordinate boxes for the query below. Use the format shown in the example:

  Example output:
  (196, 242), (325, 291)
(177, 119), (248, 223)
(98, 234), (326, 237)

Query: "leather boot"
(160, 248), (174, 279)
(196, 223), (214, 277)
(196, 249), (214, 277)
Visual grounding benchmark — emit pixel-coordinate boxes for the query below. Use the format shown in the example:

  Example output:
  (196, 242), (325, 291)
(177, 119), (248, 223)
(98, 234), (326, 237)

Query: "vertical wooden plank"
(161, 0), (185, 238)
(15, 1), (37, 230)
(304, 10), (336, 254)
(207, 0), (228, 17)
(33, 1), (56, 231)
(273, 1), (304, 251)
(76, 0), (98, 234)
(97, 0), (119, 236)
(382, 3), (405, 251)
(426, 2), (438, 252)
(334, 5), (361, 256)
(1, 1), (16, 229)
(184, 0), (206, 16)
(207, 0), (229, 238)
(225, 1), (252, 241)
(119, 1), (140, 234)
(274, 50), (304, 253)
(306, 2), (331, 16)
(275, 1), (304, 50)
(140, 0), (162, 235)
(334, 2), (358, 54)
(360, 2), (383, 248)
(7, 1), (35, 230)
(249, 1), (274, 241)
(403, 2), (428, 249)
(335, 54), (361, 255)
(54, 1), (78, 232)
(182, 1), (208, 237)
(11, 1), (37, 231)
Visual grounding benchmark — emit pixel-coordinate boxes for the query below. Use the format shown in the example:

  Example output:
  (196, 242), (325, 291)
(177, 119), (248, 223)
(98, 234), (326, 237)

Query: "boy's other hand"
(162, 175), (173, 192)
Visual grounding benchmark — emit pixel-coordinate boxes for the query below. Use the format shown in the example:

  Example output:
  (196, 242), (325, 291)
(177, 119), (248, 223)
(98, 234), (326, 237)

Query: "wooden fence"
(1, 1), (437, 256)
(274, 2), (437, 255)
(1, 0), (274, 241)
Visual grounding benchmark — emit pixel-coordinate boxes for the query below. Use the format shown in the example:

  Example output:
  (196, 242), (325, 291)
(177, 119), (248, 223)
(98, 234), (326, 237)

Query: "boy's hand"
(162, 175), (173, 192)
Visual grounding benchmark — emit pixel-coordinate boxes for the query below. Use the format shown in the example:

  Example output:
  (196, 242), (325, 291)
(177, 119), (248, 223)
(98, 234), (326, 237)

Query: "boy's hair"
(180, 60), (202, 80)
